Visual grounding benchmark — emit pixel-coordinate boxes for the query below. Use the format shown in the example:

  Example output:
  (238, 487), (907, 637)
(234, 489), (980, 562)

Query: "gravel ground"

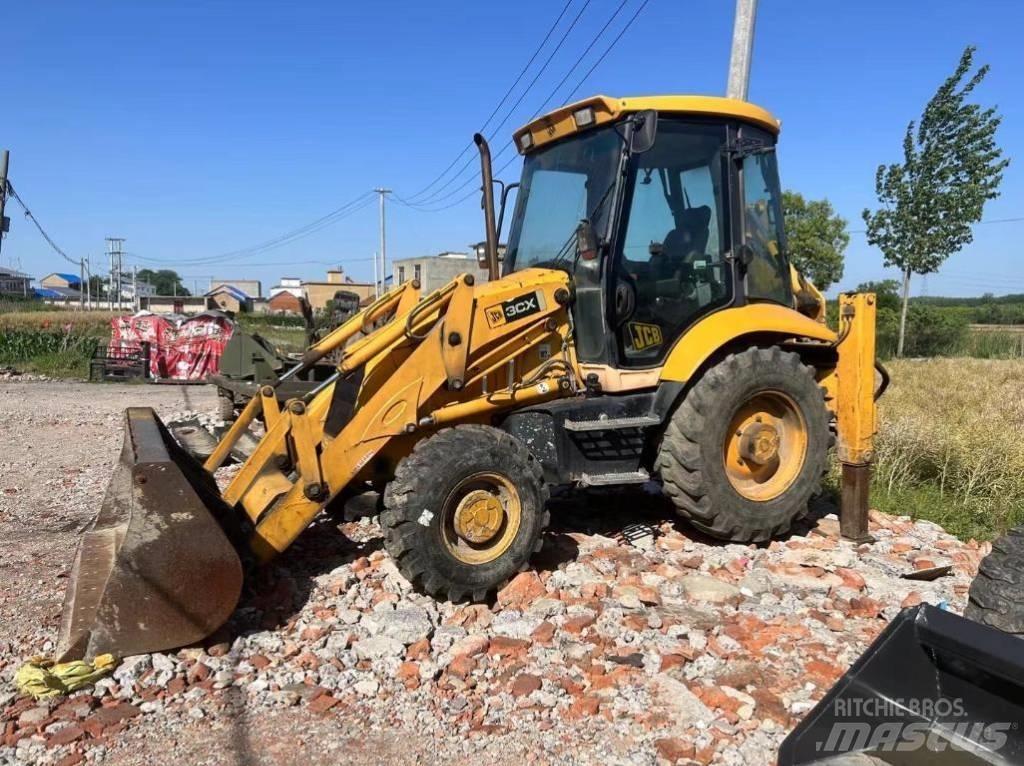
(0, 380), (990, 766)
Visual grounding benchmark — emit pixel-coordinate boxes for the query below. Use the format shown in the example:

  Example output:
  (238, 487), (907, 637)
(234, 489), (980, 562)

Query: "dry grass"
(0, 310), (119, 337)
(870, 358), (1024, 540)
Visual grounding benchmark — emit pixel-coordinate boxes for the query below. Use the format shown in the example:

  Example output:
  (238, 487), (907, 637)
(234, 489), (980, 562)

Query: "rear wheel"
(656, 346), (829, 542)
(381, 425), (549, 602)
(965, 526), (1024, 635)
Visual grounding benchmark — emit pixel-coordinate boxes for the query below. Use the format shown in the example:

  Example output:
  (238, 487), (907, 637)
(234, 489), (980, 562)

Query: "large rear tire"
(382, 425), (549, 602)
(965, 526), (1024, 635)
(655, 346), (830, 542)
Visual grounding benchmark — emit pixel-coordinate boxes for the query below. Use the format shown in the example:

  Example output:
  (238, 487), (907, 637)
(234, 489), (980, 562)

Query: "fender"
(659, 304), (836, 383)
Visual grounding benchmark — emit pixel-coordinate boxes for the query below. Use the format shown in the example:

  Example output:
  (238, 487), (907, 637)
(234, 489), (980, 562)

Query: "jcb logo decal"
(485, 306), (506, 327)
(485, 291), (544, 328)
(628, 322), (663, 351)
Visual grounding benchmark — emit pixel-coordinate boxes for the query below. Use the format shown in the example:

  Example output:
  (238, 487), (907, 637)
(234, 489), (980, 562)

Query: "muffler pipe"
(474, 133), (500, 281)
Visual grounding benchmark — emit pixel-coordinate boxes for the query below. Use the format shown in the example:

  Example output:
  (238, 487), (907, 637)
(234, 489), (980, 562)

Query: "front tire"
(965, 526), (1024, 635)
(216, 388), (236, 421)
(381, 425), (549, 602)
(655, 346), (830, 542)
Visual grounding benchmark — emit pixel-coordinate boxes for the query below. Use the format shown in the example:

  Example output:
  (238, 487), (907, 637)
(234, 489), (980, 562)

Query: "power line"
(125, 255), (378, 270)
(559, 0), (650, 104)
(401, 0), (576, 203)
(4, 180), (79, 266)
(398, 0), (651, 214)
(129, 192), (376, 266)
(850, 216), (1024, 235)
(400, 0), (596, 207)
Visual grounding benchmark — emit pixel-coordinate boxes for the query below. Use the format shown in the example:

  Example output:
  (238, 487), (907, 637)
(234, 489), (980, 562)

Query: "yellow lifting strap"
(14, 654), (116, 699)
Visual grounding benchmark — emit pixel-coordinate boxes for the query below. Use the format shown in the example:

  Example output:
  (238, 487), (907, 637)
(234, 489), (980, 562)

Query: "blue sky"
(2, 0), (1022, 297)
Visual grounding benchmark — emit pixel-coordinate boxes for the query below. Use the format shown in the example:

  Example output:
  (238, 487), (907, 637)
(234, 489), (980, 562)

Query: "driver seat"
(664, 206), (711, 261)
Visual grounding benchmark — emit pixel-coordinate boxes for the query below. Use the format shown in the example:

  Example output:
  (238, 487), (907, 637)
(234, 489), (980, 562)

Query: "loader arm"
(216, 269), (577, 561)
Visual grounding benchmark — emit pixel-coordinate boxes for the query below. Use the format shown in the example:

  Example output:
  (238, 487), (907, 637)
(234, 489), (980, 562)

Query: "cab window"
(741, 141), (790, 305)
(615, 120), (730, 366)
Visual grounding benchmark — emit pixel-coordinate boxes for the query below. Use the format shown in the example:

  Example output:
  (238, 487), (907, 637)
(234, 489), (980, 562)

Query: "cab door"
(610, 119), (733, 368)
(734, 124), (792, 307)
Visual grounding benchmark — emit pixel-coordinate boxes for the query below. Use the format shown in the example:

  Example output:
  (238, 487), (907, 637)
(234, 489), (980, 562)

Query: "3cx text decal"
(628, 321), (663, 352)
(485, 291), (545, 328)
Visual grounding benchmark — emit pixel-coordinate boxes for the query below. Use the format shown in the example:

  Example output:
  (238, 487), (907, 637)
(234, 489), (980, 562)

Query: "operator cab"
(502, 95), (791, 370)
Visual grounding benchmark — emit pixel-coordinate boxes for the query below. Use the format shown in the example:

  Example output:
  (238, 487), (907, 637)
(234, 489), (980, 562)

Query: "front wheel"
(381, 425), (549, 602)
(216, 388), (236, 421)
(656, 346), (830, 542)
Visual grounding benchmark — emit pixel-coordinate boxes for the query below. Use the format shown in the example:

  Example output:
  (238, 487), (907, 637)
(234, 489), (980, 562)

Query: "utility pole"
(80, 258), (85, 310)
(106, 237), (124, 311)
(0, 151), (9, 262)
(374, 188), (391, 293)
(132, 265), (138, 312)
(726, 0), (757, 100)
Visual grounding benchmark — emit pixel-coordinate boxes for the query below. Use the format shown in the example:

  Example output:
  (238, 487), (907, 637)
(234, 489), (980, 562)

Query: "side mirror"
(473, 242), (489, 269)
(576, 219), (598, 261)
(630, 110), (658, 154)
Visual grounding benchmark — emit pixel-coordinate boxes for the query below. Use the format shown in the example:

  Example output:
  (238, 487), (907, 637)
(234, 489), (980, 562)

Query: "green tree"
(137, 269), (190, 296)
(862, 46), (1008, 356)
(782, 191), (848, 290)
(855, 279), (901, 312)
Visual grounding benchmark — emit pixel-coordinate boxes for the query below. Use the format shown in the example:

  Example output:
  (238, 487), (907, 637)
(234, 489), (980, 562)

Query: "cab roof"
(512, 95), (780, 154)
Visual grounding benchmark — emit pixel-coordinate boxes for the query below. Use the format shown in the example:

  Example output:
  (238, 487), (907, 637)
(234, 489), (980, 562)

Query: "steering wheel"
(613, 271), (638, 327)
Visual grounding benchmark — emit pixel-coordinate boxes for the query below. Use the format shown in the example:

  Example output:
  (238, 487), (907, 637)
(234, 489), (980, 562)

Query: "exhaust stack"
(474, 133), (501, 281)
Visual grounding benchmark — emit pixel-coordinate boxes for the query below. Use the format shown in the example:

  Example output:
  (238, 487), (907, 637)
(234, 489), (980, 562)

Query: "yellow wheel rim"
(441, 472), (522, 565)
(724, 391), (807, 502)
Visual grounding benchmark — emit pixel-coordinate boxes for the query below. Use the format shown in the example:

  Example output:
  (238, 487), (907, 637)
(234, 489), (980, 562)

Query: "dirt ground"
(0, 380), (989, 766)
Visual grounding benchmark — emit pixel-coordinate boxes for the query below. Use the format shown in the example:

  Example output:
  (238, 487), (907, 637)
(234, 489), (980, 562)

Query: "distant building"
(268, 290), (304, 315)
(0, 266), (32, 296)
(102, 275), (155, 302)
(205, 284), (253, 313)
(211, 278), (262, 298)
(269, 277), (304, 299)
(40, 272), (83, 291)
(302, 268), (375, 311)
(34, 286), (82, 304)
(393, 251), (492, 294)
(140, 295), (207, 315)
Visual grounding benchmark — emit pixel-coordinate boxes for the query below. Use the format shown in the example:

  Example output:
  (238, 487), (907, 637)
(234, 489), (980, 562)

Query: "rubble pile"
(0, 485), (987, 765)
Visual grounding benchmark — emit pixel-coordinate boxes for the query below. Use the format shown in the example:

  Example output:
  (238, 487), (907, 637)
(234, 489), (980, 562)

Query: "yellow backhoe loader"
(57, 95), (881, 661)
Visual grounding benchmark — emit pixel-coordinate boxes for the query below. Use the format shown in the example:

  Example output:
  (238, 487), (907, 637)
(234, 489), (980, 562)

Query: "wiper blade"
(548, 178), (617, 267)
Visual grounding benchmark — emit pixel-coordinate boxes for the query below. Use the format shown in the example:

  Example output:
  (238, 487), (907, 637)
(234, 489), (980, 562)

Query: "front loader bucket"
(56, 407), (244, 661)
(779, 604), (1024, 765)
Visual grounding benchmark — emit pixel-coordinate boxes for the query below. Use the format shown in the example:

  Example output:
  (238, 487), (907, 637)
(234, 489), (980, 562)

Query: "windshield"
(504, 125), (622, 273)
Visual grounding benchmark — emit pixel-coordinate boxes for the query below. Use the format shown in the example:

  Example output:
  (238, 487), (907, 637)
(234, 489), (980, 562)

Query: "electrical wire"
(400, 0), (577, 203)
(850, 216), (1024, 235)
(128, 192), (376, 266)
(398, 0), (651, 214)
(4, 181), (80, 266)
(400, 0), (630, 210)
(399, 0), (595, 207)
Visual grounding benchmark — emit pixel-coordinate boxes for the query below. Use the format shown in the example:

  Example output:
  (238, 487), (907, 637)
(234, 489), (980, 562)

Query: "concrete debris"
(0, 382), (988, 765)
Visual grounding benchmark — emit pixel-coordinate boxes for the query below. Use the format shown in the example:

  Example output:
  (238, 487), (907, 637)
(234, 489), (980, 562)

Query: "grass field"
(235, 316), (308, 353)
(865, 357), (1024, 541)
(0, 310), (118, 377)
